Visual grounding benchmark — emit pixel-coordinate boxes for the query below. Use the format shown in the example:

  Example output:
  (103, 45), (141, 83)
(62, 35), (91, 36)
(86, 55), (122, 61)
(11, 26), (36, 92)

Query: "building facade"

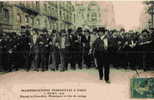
(0, 1), (114, 33)
(148, 3), (154, 29)
(73, 1), (101, 29)
(139, 1), (154, 30)
(73, 1), (115, 30)
(0, 1), (75, 33)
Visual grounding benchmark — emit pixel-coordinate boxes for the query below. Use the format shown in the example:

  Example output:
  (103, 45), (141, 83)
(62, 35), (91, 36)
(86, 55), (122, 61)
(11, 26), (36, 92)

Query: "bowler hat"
(68, 29), (72, 33)
(99, 27), (106, 32)
(21, 25), (26, 29)
(77, 27), (83, 32)
(93, 27), (98, 32)
(142, 29), (149, 33)
(52, 30), (56, 33)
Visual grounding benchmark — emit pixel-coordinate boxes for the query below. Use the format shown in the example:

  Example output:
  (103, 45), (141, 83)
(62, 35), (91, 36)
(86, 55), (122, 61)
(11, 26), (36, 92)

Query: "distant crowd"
(0, 26), (154, 74)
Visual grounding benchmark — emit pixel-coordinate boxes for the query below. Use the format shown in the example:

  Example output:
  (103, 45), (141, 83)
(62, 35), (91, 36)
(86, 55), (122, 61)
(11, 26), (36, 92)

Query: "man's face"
(84, 31), (88, 36)
(120, 30), (125, 33)
(62, 33), (65, 37)
(44, 32), (47, 34)
(105, 31), (108, 35)
(139, 35), (143, 40)
(125, 41), (128, 45)
(113, 33), (117, 38)
(40, 32), (43, 34)
(81, 31), (84, 35)
(32, 30), (36, 35)
(98, 31), (104, 37)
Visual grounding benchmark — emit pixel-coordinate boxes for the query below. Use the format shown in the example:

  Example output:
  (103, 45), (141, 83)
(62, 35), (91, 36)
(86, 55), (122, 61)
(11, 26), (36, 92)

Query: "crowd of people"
(0, 26), (154, 82)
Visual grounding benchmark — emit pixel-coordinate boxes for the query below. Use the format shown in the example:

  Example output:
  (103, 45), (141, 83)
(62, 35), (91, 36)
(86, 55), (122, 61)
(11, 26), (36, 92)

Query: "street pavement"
(0, 68), (153, 100)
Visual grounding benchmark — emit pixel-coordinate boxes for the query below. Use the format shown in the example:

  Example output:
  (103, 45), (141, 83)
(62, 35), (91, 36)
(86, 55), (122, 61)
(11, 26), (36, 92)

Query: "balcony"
(64, 21), (72, 25)
(15, 4), (39, 16)
(47, 15), (58, 21)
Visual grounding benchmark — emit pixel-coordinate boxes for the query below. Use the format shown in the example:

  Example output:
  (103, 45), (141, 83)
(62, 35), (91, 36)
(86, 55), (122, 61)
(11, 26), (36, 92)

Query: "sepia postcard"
(0, 0), (154, 100)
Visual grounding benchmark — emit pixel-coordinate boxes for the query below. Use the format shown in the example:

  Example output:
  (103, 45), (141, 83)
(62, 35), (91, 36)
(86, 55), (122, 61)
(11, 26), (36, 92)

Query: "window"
(36, 19), (40, 25)
(48, 7), (50, 14)
(60, 10), (62, 17)
(32, 1), (35, 8)
(3, 8), (9, 19)
(45, 20), (47, 27)
(91, 12), (97, 22)
(74, 14), (76, 23)
(62, 12), (65, 20)
(51, 7), (54, 16)
(44, 4), (47, 11)
(53, 23), (56, 30)
(17, 14), (22, 24)
(32, 17), (34, 25)
(50, 23), (52, 29)
(25, 15), (29, 23)
(36, 1), (39, 8)
(29, 17), (33, 24)
(0, 3), (4, 13)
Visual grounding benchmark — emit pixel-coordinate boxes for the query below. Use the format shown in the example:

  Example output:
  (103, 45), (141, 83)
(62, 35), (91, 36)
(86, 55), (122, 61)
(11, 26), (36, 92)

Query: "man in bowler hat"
(92, 27), (111, 83)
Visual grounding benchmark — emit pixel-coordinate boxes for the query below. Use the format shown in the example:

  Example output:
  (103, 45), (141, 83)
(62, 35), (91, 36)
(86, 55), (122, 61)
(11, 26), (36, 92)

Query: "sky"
(112, 1), (144, 30)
